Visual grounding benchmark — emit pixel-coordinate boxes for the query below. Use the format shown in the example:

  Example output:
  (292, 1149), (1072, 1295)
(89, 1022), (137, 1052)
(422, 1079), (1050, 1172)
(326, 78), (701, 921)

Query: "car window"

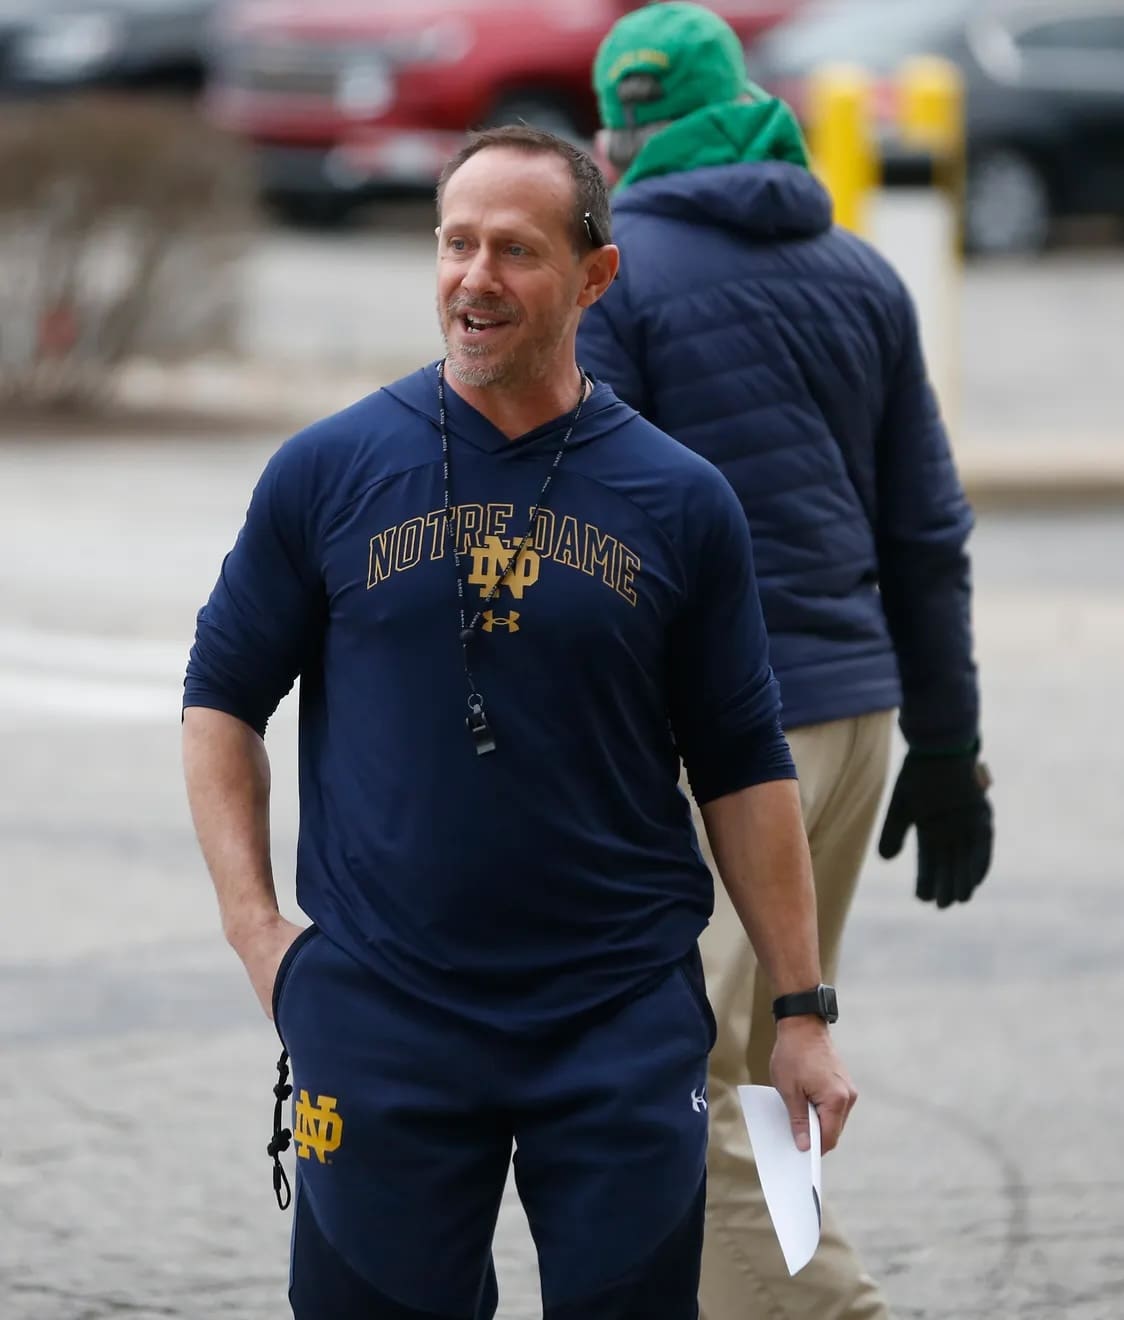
(1015, 14), (1124, 53)
(752, 0), (975, 75)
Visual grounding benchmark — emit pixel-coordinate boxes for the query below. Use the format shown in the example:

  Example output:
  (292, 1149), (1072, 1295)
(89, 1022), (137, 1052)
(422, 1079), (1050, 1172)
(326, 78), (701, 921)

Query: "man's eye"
(506, 245), (528, 257)
(447, 238), (468, 252)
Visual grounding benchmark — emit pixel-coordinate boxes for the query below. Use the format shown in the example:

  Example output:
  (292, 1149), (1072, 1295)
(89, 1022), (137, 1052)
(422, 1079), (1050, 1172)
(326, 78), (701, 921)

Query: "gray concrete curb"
(6, 358), (1121, 510)
(957, 445), (1124, 509)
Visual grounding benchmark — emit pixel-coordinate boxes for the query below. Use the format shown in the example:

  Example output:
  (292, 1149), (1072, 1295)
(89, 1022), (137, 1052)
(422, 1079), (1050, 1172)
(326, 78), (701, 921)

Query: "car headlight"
(12, 13), (124, 79)
(336, 57), (395, 117)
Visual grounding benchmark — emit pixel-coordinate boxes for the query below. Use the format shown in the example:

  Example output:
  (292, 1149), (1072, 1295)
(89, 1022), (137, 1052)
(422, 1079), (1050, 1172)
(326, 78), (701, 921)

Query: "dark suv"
(0, 0), (218, 97)
(749, 0), (1124, 253)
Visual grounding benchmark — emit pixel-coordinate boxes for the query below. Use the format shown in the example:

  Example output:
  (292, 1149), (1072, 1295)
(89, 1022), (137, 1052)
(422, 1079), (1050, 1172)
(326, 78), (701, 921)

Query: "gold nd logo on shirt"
(366, 502), (642, 620)
(294, 1090), (344, 1163)
(467, 535), (538, 631)
(468, 535), (539, 599)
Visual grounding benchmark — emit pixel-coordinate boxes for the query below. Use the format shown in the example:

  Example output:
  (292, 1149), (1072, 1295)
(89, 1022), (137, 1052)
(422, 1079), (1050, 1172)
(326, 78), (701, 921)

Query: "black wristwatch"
(772, 983), (838, 1024)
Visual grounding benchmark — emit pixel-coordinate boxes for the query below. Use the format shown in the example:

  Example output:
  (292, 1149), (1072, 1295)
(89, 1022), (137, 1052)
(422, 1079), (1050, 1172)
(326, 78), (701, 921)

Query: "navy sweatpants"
(273, 927), (715, 1318)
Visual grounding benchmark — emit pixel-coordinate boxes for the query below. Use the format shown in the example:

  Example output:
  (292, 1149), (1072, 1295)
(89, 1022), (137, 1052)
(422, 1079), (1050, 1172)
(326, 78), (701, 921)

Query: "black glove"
(877, 747), (993, 908)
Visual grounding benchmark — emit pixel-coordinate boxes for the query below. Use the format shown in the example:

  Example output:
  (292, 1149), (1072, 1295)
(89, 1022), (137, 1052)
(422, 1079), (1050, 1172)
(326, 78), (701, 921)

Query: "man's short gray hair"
(437, 123), (612, 254)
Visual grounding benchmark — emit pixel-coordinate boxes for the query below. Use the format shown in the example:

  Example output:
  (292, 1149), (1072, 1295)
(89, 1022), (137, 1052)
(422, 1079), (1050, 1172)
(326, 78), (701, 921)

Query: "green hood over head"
(618, 97), (811, 189)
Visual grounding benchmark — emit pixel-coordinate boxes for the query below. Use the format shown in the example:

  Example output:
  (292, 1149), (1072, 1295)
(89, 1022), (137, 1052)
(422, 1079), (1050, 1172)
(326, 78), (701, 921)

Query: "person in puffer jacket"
(579, 5), (994, 1319)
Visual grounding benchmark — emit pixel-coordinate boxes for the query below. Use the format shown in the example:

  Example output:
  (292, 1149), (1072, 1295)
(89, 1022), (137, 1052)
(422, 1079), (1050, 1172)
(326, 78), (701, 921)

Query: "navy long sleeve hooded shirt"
(185, 365), (793, 1032)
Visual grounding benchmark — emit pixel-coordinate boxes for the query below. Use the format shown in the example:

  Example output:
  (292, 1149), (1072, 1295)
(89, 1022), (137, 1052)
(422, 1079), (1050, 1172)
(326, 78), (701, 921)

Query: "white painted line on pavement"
(0, 627), (188, 679)
(0, 627), (184, 722)
(0, 670), (177, 723)
(0, 626), (299, 726)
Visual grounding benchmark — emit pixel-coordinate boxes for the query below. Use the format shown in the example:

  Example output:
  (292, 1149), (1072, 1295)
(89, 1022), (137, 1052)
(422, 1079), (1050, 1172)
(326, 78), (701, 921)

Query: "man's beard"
(439, 296), (564, 389)
(444, 341), (513, 388)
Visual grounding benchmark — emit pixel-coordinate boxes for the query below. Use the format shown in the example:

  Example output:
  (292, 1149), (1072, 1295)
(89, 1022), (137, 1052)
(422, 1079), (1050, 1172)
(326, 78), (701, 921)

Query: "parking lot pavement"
(237, 223), (1124, 448)
(1, 430), (1122, 1318)
(95, 238), (1124, 507)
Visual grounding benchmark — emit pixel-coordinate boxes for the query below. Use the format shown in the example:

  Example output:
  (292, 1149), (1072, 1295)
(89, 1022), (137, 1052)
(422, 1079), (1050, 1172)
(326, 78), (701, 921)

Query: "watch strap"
(772, 984), (838, 1024)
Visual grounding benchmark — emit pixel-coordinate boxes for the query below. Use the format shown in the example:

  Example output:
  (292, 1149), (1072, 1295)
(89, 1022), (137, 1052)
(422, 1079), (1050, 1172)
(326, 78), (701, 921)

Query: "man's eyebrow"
(440, 215), (549, 242)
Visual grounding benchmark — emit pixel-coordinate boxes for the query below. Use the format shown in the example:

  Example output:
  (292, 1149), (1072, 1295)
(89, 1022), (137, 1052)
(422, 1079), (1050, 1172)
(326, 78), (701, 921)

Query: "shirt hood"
(383, 362), (637, 455)
(615, 160), (833, 241)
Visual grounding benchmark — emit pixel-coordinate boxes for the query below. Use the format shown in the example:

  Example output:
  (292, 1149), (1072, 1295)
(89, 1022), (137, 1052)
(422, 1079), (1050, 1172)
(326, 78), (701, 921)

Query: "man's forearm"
(182, 705), (281, 949)
(700, 779), (821, 996)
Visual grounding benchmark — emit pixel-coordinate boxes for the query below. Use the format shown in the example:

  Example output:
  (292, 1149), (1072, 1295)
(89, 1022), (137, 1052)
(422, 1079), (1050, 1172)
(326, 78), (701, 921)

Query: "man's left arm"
(668, 473), (854, 1152)
(701, 781), (855, 1153)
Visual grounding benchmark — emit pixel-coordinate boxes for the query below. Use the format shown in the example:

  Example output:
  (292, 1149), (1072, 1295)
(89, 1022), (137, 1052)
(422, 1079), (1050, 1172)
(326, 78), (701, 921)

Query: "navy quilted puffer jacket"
(577, 161), (978, 746)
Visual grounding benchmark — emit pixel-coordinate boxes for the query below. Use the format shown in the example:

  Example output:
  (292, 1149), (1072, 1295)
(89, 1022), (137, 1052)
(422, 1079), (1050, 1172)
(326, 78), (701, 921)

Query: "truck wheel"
(267, 193), (355, 231)
(965, 149), (1051, 255)
(486, 95), (585, 144)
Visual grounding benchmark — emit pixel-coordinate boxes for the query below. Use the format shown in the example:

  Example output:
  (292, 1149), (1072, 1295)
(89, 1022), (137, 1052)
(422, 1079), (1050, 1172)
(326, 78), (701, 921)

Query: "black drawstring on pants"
(267, 1047), (293, 1210)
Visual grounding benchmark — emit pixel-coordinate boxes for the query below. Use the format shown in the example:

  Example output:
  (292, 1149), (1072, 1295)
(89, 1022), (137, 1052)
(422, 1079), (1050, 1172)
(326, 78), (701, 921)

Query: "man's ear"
(577, 244), (621, 309)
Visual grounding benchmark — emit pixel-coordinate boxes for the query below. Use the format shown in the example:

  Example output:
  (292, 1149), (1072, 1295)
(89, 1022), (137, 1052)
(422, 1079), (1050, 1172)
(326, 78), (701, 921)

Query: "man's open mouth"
(460, 313), (510, 335)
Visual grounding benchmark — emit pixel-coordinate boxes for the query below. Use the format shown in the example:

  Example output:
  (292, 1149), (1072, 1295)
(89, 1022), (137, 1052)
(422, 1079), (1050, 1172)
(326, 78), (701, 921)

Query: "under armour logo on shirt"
(691, 1087), (708, 1113)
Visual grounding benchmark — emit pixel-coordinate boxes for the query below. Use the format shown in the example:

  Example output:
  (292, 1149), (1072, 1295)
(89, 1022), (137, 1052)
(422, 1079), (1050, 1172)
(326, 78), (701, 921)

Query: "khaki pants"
(694, 711), (895, 1320)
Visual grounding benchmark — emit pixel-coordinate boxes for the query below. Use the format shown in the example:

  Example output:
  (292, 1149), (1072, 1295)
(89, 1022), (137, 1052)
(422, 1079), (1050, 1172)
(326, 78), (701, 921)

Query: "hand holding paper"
(738, 1085), (823, 1276)
(769, 1019), (855, 1155)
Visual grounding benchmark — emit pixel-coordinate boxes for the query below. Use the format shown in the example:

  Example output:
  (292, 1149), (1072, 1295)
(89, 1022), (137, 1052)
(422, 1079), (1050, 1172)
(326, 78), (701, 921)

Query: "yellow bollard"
(896, 55), (964, 165)
(896, 55), (964, 434)
(806, 64), (877, 237)
(897, 56), (966, 230)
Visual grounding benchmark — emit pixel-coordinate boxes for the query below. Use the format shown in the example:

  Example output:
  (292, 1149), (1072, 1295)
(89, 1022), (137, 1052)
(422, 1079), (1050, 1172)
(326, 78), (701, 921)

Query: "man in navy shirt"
(183, 124), (854, 1320)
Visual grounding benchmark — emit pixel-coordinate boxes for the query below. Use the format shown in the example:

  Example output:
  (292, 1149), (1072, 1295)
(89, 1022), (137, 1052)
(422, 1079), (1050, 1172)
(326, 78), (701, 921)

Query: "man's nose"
(460, 246), (503, 296)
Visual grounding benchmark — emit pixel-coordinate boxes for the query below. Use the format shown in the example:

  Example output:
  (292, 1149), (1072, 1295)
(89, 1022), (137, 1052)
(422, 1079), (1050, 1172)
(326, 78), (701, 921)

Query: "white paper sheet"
(737, 1085), (822, 1276)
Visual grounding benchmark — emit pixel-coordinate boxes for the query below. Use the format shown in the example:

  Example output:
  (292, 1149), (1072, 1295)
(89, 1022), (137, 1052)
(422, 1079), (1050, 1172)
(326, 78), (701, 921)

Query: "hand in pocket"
(233, 917), (308, 1020)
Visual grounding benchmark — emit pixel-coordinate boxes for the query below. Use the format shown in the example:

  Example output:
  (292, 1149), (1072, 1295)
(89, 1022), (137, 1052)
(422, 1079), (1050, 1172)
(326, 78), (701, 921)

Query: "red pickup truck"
(206, 0), (804, 223)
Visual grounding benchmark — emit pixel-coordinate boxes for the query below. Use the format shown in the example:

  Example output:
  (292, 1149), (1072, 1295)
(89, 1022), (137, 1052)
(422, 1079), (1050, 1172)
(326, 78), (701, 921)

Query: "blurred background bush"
(0, 96), (254, 410)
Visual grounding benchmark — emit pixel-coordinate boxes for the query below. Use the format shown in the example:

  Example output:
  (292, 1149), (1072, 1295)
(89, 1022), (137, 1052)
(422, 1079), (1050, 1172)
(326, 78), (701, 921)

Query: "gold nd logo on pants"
(294, 1091), (344, 1165)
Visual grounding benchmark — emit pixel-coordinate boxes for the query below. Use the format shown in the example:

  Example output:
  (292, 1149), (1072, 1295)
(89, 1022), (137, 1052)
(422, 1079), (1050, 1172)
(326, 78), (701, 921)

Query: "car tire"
(486, 94), (586, 144)
(266, 192), (356, 231)
(965, 149), (1051, 256)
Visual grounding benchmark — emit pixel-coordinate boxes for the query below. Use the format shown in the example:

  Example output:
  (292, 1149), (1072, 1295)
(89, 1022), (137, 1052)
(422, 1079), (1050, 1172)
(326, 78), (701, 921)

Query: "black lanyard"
(437, 361), (589, 756)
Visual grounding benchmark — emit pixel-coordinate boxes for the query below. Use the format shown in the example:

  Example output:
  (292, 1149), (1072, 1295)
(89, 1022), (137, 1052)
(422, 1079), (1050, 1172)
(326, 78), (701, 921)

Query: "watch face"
(818, 984), (839, 1023)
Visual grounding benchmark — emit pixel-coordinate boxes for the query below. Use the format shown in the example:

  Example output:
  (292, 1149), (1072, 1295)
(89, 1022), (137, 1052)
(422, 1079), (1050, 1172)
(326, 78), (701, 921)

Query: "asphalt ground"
(1, 190), (1121, 1320)
(0, 423), (1121, 1318)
